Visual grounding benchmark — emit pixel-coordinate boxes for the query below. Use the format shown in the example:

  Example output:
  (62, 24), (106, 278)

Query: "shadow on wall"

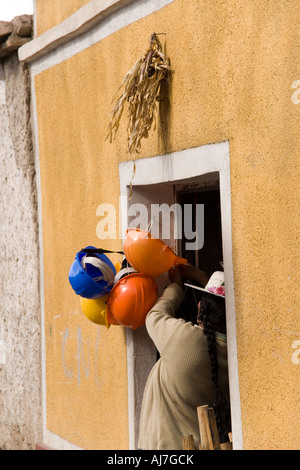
(158, 52), (172, 155)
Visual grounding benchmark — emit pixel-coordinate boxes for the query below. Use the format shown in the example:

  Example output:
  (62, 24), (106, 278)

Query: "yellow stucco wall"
(34, 0), (300, 449)
(35, 53), (129, 449)
(35, 0), (91, 36)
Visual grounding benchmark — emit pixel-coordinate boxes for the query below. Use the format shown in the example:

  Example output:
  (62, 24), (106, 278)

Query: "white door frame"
(119, 141), (243, 450)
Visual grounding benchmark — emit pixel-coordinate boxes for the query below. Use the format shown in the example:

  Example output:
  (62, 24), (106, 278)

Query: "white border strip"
(119, 142), (243, 450)
(43, 430), (82, 451)
(29, 70), (48, 449)
(19, 0), (174, 72)
(19, 0), (137, 63)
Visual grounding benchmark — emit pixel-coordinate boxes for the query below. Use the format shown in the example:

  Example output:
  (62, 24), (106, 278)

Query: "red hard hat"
(123, 228), (187, 278)
(106, 273), (158, 330)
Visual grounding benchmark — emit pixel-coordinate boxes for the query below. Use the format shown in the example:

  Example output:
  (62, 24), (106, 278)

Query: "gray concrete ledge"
(18, 0), (136, 63)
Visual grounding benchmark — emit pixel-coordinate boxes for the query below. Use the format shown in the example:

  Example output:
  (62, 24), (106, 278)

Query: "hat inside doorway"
(184, 271), (225, 298)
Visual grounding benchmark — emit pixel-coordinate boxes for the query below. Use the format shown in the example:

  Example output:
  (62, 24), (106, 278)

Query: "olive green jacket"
(138, 283), (229, 450)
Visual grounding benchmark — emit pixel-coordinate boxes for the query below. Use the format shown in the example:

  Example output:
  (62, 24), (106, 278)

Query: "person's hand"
(168, 265), (183, 289)
(179, 263), (209, 287)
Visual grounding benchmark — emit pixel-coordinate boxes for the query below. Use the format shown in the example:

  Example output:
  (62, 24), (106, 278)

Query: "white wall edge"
(19, 0), (137, 63)
(219, 153), (243, 450)
(44, 430), (83, 450)
(119, 142), (244, 450)
(125, 329), (136, 450)
(30, 73), (47, 447)
(19, 0), (174, 70)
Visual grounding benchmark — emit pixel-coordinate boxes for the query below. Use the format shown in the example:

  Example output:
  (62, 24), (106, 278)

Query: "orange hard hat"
(106, 272), (158, 330)
(123, 228), (187, 278)
(106, 304), (122, 326)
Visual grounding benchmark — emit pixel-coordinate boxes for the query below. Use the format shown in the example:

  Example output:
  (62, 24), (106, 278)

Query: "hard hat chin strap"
(81, 256), (115, 285)
(82, 248), (124, 255)
(114, 267), (137, 284)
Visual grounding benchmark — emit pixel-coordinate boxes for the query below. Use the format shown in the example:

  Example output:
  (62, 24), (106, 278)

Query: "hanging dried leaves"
(107, 33), (171, 156)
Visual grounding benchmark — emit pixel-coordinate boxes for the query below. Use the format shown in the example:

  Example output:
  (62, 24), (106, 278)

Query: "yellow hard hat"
(114, 260), (122, 273)
(80, 295), (110, 328)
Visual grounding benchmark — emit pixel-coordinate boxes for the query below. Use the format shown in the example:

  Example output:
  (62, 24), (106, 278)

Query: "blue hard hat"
(68, 246), (116, 299)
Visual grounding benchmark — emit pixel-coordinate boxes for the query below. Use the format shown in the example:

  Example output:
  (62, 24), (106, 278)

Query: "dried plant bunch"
(107, 33), (171, 156)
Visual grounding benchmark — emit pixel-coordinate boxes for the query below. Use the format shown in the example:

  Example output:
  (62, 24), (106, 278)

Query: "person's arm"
(145, 282), (185, 354)
(179, 263), (209, 287)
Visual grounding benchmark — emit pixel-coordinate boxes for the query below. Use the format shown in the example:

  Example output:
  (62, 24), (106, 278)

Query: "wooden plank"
(182, 435), (197, 450)
(197, 405), (214, 450)
(220, 441), (233, 450)
(207, 407), (221, 450)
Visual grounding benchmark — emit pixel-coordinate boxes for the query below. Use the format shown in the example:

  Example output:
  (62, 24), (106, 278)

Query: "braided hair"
(198, 293), (231, 443)
(175, 286), (231, 443)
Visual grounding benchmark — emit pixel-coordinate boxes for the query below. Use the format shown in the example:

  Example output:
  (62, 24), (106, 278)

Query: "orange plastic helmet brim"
(124, 228), (187, 277)
(106, 302), (121, 326)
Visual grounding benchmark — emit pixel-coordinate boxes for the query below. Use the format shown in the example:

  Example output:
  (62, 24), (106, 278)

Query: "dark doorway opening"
(176, 184), (223, 278)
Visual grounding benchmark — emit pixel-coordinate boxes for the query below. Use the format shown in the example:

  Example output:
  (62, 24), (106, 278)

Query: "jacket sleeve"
(145, 283), (186, 355)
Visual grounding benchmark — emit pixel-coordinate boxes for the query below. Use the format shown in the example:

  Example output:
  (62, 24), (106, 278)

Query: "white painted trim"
(30, 72), (47, 448)
(125, 329), (136, 450)
(44, 430), (82, 451)
(19, 0), (136, 63)
(119, 142), (244, 450)
(19, 0), (174, 67)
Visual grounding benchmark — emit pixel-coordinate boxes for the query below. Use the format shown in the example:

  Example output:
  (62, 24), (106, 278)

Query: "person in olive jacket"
(138, 263), (231, 450)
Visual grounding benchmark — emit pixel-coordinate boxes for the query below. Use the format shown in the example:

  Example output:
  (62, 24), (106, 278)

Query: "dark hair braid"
(199, 294), (231, 443)
(175, 284), (231, 442)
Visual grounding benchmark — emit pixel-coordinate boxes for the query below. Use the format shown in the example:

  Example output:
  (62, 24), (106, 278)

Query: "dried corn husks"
(107, 33), (171, 156)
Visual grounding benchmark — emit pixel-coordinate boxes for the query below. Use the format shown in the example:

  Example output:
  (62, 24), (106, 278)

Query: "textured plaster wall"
(34, 0), (299, 449)
(0, 53), (41, 449)
(35, 0), (91, 36)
